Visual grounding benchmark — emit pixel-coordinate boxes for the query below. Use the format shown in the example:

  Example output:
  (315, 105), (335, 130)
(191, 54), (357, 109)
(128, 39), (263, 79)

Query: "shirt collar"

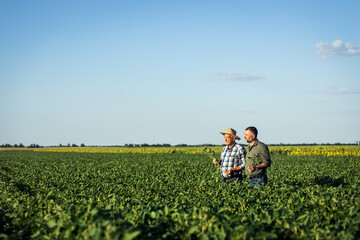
(248, 139), (259, 151)
(226, 142), (236, 150)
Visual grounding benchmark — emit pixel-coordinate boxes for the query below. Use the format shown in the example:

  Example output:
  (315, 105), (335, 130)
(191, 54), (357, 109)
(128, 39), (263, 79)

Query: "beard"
(245, 137), (254, 143)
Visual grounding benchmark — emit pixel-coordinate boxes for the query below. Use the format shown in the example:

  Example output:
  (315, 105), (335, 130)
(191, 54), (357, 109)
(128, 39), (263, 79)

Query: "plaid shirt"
(220, 143), (246, 173)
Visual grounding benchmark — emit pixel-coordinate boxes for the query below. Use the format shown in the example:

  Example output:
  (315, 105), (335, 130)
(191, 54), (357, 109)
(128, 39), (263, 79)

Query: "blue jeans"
(247, 174), (268, 188)
(222, 174), (243, 183)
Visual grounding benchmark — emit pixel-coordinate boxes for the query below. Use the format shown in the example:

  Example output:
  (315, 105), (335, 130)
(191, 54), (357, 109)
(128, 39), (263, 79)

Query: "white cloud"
(316, 40), (360, 59)
(324, 87), (360, 94)
(208, 72), (265, 81)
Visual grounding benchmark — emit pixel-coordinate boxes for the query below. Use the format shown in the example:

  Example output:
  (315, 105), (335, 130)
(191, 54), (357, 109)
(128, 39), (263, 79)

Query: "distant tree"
(1, 144), (12, 148)
(80, 143), (86, 147)
(201, 144), (216, 147)
(19, 143), (24, 147)
(175, 144), (188, 147)
(72, 144), (78, 147)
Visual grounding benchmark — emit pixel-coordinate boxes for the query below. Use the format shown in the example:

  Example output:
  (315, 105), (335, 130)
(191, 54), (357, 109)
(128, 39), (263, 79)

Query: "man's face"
(244, 130), (255, 143)
(224, 134), (235, 147)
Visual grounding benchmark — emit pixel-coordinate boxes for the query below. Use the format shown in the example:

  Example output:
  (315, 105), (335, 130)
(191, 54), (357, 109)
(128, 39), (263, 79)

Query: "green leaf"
(47, 220), (57, 228)
(122, 231), (141, 240)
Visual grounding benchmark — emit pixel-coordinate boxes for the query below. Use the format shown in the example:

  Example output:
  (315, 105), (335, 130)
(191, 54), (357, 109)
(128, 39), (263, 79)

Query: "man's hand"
(247, 166), (256, 173)
(248, 163), (266, 173)
(213, 158), (220, 166)
(225, 168), (234, 175)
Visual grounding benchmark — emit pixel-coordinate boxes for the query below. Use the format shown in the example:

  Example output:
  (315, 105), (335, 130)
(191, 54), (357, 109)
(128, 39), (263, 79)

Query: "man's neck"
(249, 139), (257, 147)
(226, 142), (235, 149)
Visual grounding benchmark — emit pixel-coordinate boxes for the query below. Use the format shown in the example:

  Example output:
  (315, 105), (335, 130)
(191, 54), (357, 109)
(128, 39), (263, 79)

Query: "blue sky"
(1, 0), (360, 146)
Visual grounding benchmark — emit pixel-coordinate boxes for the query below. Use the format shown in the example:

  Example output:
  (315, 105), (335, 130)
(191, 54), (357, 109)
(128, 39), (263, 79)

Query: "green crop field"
(1, 150), (359, 239)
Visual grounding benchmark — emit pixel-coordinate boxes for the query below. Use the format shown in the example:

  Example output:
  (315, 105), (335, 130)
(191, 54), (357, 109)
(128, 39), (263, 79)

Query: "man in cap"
(244, 126), (271, 188)
(213, 128), (246, 182)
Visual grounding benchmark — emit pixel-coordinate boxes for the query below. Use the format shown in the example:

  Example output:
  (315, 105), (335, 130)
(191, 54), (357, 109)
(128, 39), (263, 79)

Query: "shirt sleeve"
(220, 147), (225, 162)
(259, 144), (271, 167)
(238, 146), (246, 169)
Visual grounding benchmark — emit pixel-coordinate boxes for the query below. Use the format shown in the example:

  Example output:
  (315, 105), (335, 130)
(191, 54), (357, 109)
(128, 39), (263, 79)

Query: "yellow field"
(269, 145), (360, 156)
(1, 145), (359, 156)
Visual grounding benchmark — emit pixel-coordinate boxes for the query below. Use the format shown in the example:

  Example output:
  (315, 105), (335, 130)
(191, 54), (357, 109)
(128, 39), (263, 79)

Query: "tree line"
(0, 143), (219, 148)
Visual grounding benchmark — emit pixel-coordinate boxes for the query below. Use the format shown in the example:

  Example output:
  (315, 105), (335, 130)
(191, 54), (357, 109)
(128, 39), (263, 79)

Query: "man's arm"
(248, 162), (268, 172)
(213, 158), (221, 167)
(239, 147), (246, 170)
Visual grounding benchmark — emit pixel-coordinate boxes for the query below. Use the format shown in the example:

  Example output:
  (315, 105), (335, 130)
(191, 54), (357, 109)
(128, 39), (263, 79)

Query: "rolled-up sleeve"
(260, 144), (271, 167)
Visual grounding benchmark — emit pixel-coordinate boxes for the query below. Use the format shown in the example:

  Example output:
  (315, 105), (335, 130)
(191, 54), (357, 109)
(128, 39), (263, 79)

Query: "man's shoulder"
(251, 139), (265, 146)
(254, 141), (270, 154)
(234, 143), (246, 151)
(256, 141), (268, 148)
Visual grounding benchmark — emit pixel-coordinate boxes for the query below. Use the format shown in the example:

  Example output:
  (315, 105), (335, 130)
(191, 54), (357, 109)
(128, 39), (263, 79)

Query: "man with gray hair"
(213, 128), (246, 182)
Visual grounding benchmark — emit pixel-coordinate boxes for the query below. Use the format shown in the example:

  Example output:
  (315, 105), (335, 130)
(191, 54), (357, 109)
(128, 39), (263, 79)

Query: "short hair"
(245, 126), (258, 138)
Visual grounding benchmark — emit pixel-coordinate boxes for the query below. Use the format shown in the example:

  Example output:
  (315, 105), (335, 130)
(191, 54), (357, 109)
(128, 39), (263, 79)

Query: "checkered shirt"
(220, 143), (246, 172)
